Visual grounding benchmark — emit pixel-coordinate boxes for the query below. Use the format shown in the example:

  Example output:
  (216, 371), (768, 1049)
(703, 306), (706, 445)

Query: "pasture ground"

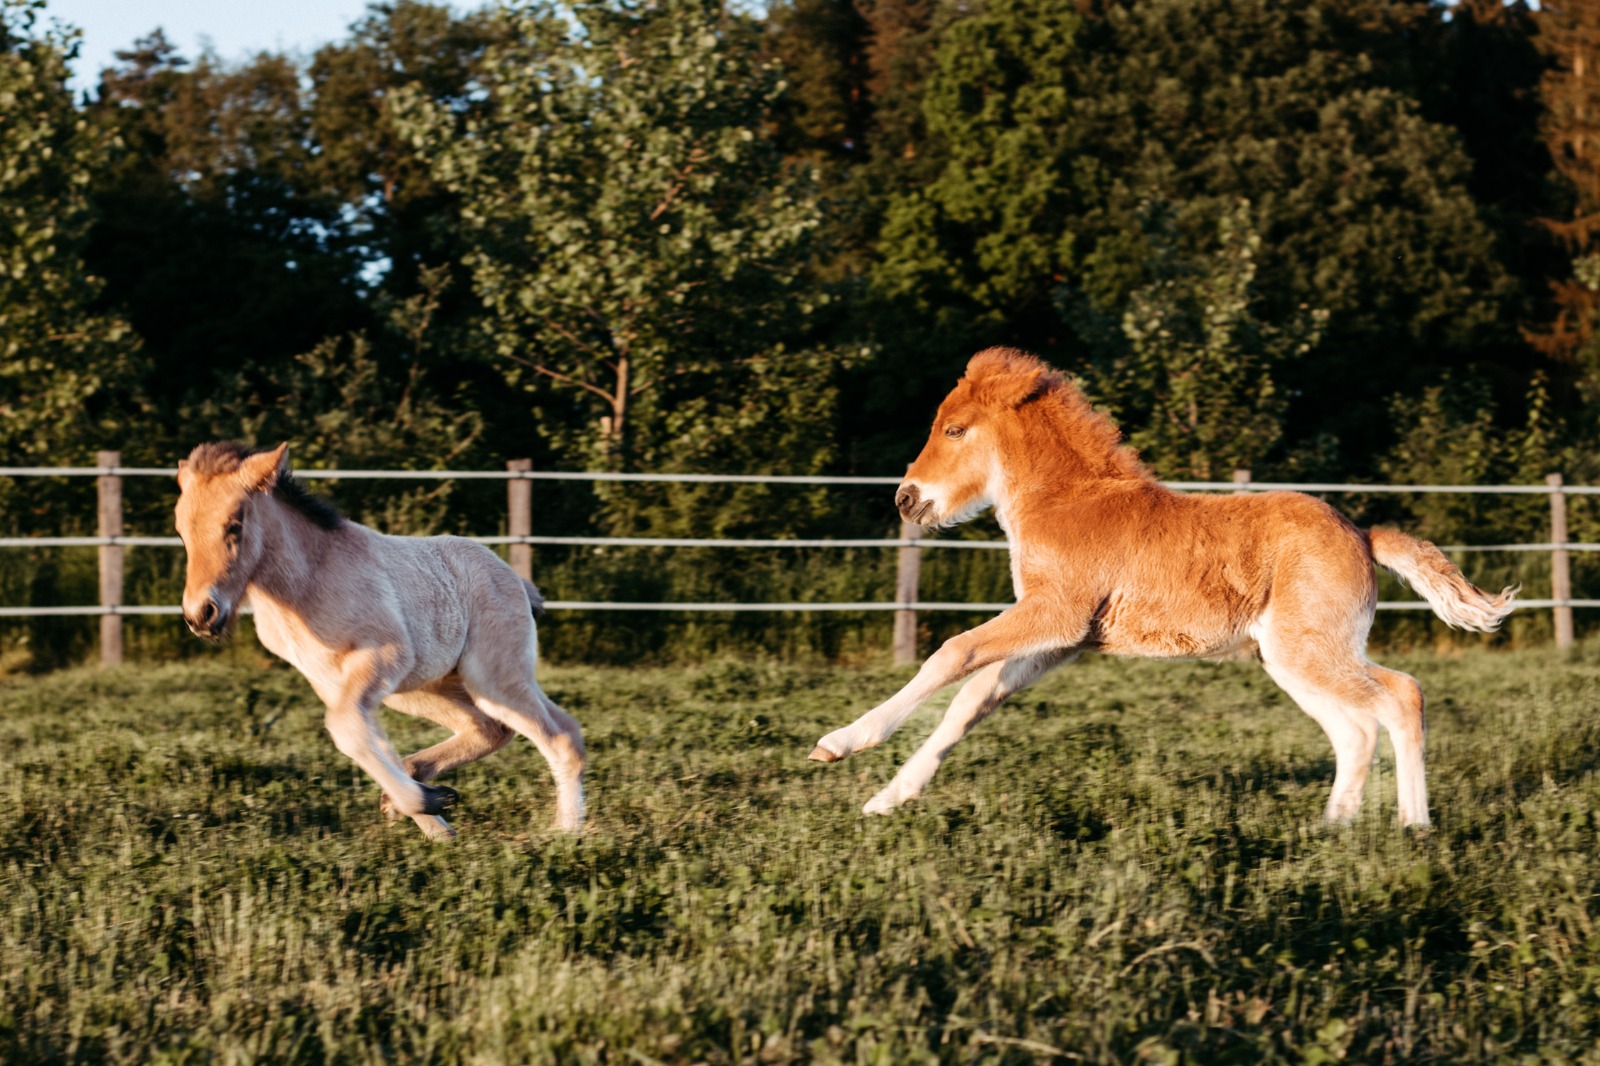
(4, 644), (1600, 1063)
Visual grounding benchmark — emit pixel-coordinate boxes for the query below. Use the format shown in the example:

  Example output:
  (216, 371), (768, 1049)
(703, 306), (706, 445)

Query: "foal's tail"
(522, 579), (546, 619)
(1369, 527), (1517, 632)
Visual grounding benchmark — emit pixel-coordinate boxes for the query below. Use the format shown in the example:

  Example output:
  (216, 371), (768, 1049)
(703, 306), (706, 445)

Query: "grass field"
(4, 643), (1600, 1063)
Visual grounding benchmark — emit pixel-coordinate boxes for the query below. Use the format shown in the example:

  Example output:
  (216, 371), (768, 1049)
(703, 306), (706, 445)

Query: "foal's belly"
(1088, 589), (1258, 660)
(247, 590), (467, 691)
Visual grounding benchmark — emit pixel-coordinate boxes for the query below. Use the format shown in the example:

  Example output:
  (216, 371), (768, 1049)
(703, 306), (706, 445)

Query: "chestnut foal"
(810, 349), (1515, 827)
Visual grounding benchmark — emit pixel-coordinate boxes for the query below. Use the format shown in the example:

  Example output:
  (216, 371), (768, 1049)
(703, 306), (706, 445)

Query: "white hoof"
(552, 812), (584, 834)
(863, 790), (905, 816)
(813, 728), (858, 761)
(413, 815), (456, 841)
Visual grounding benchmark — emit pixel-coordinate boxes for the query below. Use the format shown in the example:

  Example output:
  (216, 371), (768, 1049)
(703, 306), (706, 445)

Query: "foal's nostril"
(895, 485), (920, 514)
(197, 600), (217, 627)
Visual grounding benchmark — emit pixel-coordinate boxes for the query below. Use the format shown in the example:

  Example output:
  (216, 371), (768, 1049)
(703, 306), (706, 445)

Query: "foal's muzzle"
(895, 484), (936, 525)
(184, 598), (231, 640)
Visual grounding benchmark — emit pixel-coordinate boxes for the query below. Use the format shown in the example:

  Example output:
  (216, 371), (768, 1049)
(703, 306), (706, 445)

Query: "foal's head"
(174, 442), (307, 639)
(896, 348), (1141, 527)
(895, 348), (1055, 527)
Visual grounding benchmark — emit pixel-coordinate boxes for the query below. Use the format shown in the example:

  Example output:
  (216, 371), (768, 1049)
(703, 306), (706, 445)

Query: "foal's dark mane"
(186, 441), (345, 531)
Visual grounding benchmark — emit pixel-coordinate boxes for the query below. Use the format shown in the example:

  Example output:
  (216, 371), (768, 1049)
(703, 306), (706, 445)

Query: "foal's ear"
(966, 347), (1051, 408)
(239, 443), (290, 492)
(986, 366), (1049, 408)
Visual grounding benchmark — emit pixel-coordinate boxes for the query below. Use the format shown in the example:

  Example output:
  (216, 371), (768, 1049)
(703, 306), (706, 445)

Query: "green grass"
(4, 645), (1600, 1063)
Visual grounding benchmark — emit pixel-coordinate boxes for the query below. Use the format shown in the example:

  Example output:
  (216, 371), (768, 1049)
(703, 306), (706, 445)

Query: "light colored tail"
(1369, 527), (1517, 632)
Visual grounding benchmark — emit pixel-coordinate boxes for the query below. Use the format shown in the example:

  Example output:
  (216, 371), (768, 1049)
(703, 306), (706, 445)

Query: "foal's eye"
(225, 521), (243, 539)
(944, 425), (966, 440)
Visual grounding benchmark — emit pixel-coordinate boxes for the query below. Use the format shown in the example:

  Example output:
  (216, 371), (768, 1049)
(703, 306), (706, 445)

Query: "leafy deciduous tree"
(0, 0), (139, 475)
(397, 0), (851, 480)
(1069, 201), (1326, 480)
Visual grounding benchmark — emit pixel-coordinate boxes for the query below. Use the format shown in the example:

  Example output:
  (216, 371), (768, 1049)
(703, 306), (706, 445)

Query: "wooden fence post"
(507, 459), (532, 581)
(892, 520), (923, 664)
(1549, 472), (1574, 650)
(1232, 468), (1252, 493)
(97, 450), (123, 667)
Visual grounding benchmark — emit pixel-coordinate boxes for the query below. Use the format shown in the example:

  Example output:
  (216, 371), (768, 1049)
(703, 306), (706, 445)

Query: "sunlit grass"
(3, 644), (1600, 1062)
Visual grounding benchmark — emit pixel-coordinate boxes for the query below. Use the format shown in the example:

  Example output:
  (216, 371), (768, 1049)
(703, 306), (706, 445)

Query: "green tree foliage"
(304, 2), (527, 459)
(306, 2), (508, 311)
(84, 32), (366, 434)
(186, 267), (484, 534)
(1374, 373), (1574, 644)
(869, 0), (1511, 475)
(872, 0), (1081, 337)
(763, 0), (870, 166)
(1529, 0), (1600, 363)
(0, 0), (139, 474)
(1380, 375), (1561, 541)
(396, 0), (850, 482)
(1070, 201), (1326, 480)
(1415, 2), (1551, 308)
(83, 6), (511, 462)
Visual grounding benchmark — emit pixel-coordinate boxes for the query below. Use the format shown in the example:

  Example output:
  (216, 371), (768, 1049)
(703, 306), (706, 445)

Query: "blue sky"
(44, 0), (392, 91)
(39, 0), (1533, 94)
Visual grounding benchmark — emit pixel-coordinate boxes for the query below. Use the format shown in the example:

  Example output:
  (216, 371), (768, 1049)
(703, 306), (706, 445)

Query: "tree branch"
(629, 353), (798, 396)
(498, 350), (616, 404)
(648, 146), (710, 222)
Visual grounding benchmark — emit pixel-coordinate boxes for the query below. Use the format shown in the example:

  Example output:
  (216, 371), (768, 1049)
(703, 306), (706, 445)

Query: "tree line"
(3, 0), (1599, 662)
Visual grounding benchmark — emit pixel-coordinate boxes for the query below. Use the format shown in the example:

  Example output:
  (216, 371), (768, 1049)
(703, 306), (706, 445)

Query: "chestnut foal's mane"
(965, 346), (1149, 482)
(187, 441), (344, 531)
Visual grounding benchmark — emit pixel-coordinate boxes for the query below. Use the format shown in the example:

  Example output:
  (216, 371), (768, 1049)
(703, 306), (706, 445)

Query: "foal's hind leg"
(1257, 608), (1434, 826)
(1260, 654), (1381, 825)
(863, 648), (1076, 815)
(457, 657), (586, 833)
(1366, 664), (1429, 827)
(382, 680), (515, 838)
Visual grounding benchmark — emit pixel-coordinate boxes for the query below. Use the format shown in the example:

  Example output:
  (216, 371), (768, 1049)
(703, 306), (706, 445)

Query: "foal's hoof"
(862, 791), (902, 816)
(417, 817), (457, 842)
(419, 783), (460, 815)
(808, 744), (842, 763)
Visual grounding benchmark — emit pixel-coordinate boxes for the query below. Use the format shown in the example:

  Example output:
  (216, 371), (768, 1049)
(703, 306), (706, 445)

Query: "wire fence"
(0, 459), (1588, 663)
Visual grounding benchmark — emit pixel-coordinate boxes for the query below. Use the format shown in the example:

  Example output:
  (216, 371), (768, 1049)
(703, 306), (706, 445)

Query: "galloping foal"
(810, 348), (1516, 827)
(175, 442), (584, 841)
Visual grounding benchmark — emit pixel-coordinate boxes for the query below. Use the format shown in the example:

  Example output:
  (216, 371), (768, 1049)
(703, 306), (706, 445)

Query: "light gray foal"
(175, 441), (584, 841)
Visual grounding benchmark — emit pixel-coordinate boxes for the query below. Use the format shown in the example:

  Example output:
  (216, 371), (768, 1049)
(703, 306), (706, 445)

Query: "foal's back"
(1029, 481), (1375, 659)
(299, 526), (535, 680)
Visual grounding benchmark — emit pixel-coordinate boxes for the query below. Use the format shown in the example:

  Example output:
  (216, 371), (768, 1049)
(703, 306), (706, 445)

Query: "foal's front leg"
(380, 684), (514, 838)
(320, 657), (459, 836)
(810, 601), (1072, 763)
(862, 647), (1076, 815)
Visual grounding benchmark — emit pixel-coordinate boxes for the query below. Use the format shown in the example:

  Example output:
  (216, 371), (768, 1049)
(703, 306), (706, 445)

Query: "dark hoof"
(419, 783), (460, 815)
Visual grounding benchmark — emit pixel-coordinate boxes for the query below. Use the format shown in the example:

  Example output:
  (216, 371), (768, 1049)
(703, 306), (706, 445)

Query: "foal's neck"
(994, 406), (1152, 526)
(248, 495), (337, 602)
